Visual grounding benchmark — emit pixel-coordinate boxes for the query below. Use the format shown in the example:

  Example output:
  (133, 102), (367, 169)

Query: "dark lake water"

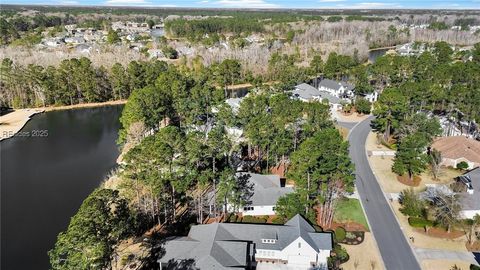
(1, 105), (123, 270)
(368, 48), (389, 63)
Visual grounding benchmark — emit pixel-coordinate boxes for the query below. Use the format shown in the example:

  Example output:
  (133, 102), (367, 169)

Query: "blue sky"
(3, 0), (480, 9)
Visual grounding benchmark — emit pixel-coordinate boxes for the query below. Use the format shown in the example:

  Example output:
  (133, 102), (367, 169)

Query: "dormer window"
(261, 239), (277, 244)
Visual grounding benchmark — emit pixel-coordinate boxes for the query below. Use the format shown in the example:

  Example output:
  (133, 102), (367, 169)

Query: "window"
(272, 207), (276, 211)
(261, 239), (277, 244)
(243, 206), (254, 211)
(298, 242), (301, 248)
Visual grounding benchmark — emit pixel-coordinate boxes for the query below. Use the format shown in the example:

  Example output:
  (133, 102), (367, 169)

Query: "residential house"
(422, 167), (480, 219)
(64, 36), (85, 45)
(233, 173), (293, 216)
(158, 214), (333, 270)
(291, 83), (347, 111)
(455, 167), (480, 219)
(317, 79), (354, 99)
(431, 136), (480, 170)
(359, 91), (378, 103)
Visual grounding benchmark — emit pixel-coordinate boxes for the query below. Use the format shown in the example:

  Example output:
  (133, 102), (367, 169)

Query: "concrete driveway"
(415, 248), (479, 265)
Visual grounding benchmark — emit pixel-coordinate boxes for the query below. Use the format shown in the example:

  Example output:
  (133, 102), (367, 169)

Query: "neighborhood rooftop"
(431, 136), (480, 164)
(458, 167), (480, 211)
(158, 214), (332, 269)
(241, 173), (293, 206)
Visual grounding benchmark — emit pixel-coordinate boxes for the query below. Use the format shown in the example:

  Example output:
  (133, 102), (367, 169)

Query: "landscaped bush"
(408, 217), (434, 228)
(335, 227), (346, 242)
(457, 161), (469, 170)
(470, 264), (480, 270)
(241, 215), (267, 223)
(227, 214), (239, 223)
(271, 216), (285, 224)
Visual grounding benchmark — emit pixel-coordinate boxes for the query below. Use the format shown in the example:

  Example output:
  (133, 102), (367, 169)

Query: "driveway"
(415, 248), (479, 266)
(348, 116), (421, 270)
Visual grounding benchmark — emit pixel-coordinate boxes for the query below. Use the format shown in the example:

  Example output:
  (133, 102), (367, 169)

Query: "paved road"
(337, 121), (357, 130)
(348, 116), (421, 270)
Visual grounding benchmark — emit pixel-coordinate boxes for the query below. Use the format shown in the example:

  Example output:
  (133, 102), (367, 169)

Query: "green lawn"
(334, 198), (369, 230)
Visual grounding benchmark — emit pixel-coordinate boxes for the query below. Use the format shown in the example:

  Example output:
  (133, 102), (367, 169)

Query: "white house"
(158, 214), (333, 270)
(291, 83), (349, 114)
(317, 79), (354, 99)
(233, 173), (293, 216)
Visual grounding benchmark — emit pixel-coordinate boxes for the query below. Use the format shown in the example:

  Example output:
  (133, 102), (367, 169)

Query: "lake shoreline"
(0, 100), (126, 141)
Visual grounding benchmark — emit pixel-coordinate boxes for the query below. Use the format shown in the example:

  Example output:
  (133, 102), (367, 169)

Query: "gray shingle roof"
(319, 79), (354, 92)
(291, 83), (321, 101)
(240, 173), (293, 206)
(458, 167), (480, 211)
(158, 215), (333, 269)
(317, 90), (344, 105)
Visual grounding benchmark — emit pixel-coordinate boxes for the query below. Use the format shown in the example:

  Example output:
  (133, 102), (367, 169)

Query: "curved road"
(348, 116), (421, 270)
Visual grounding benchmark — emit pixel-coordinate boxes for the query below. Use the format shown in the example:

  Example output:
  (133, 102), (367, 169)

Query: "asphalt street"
(348, 116), (421, 270)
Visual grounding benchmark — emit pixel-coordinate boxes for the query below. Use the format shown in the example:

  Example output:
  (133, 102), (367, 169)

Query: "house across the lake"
(158, 214), (333, 270)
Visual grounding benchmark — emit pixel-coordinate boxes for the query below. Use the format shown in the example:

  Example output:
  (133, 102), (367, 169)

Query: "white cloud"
(318, 0), (345, 2)
(213, 0), (280, 8)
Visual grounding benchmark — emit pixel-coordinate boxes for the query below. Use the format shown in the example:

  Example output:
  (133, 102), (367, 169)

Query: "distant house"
(359, 91), (379, 103)
(64, 36), (85, 45)
(431, 136), (480, 170)
(158, 214), (333, 270)
(317, 79), (354, 99)
(232, 173), (293, 216)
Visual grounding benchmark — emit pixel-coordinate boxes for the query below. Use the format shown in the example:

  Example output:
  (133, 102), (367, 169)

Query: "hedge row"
(408, 217), (434, 228)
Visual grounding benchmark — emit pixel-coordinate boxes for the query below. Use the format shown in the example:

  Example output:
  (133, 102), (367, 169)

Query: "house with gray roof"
(456, 167), (480, 219)
(318, 79), (354, 99)
(421, 167), (480, 219)
(291, 83), (349, 113)
(233, 173), (293, 216)
(158, 214), (333, 270)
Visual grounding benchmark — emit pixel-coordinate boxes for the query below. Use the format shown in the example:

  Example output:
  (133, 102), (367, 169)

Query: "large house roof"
(291, 83), (320, 101)
(241, 173), (293, 206)
(158, 215), (333, 269)
(431, 136), (480, 164)
(319, 79), (354, 92)
(291, 83), (345, 105)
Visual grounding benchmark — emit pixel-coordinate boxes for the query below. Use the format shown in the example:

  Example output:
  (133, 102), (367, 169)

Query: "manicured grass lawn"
(334, 198), (369, 230)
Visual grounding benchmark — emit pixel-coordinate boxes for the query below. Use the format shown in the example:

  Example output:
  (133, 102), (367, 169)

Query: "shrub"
(408, 217), (434, 228)
(335, 227), (346, 242)
(470, 264), (480, 270)
(355, 98), (372, 114)
(399, 188), (425, 217)
(242, 215), (267, 223)
(271, 216), (285, 224)
(457, 161), (469, 170)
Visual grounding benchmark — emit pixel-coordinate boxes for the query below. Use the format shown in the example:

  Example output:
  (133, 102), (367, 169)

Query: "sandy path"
(0, 109), (45, 141)
(42, 99), (127, 112)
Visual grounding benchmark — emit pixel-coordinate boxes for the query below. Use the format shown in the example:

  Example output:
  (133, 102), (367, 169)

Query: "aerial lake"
(1, 105), (123, 270)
